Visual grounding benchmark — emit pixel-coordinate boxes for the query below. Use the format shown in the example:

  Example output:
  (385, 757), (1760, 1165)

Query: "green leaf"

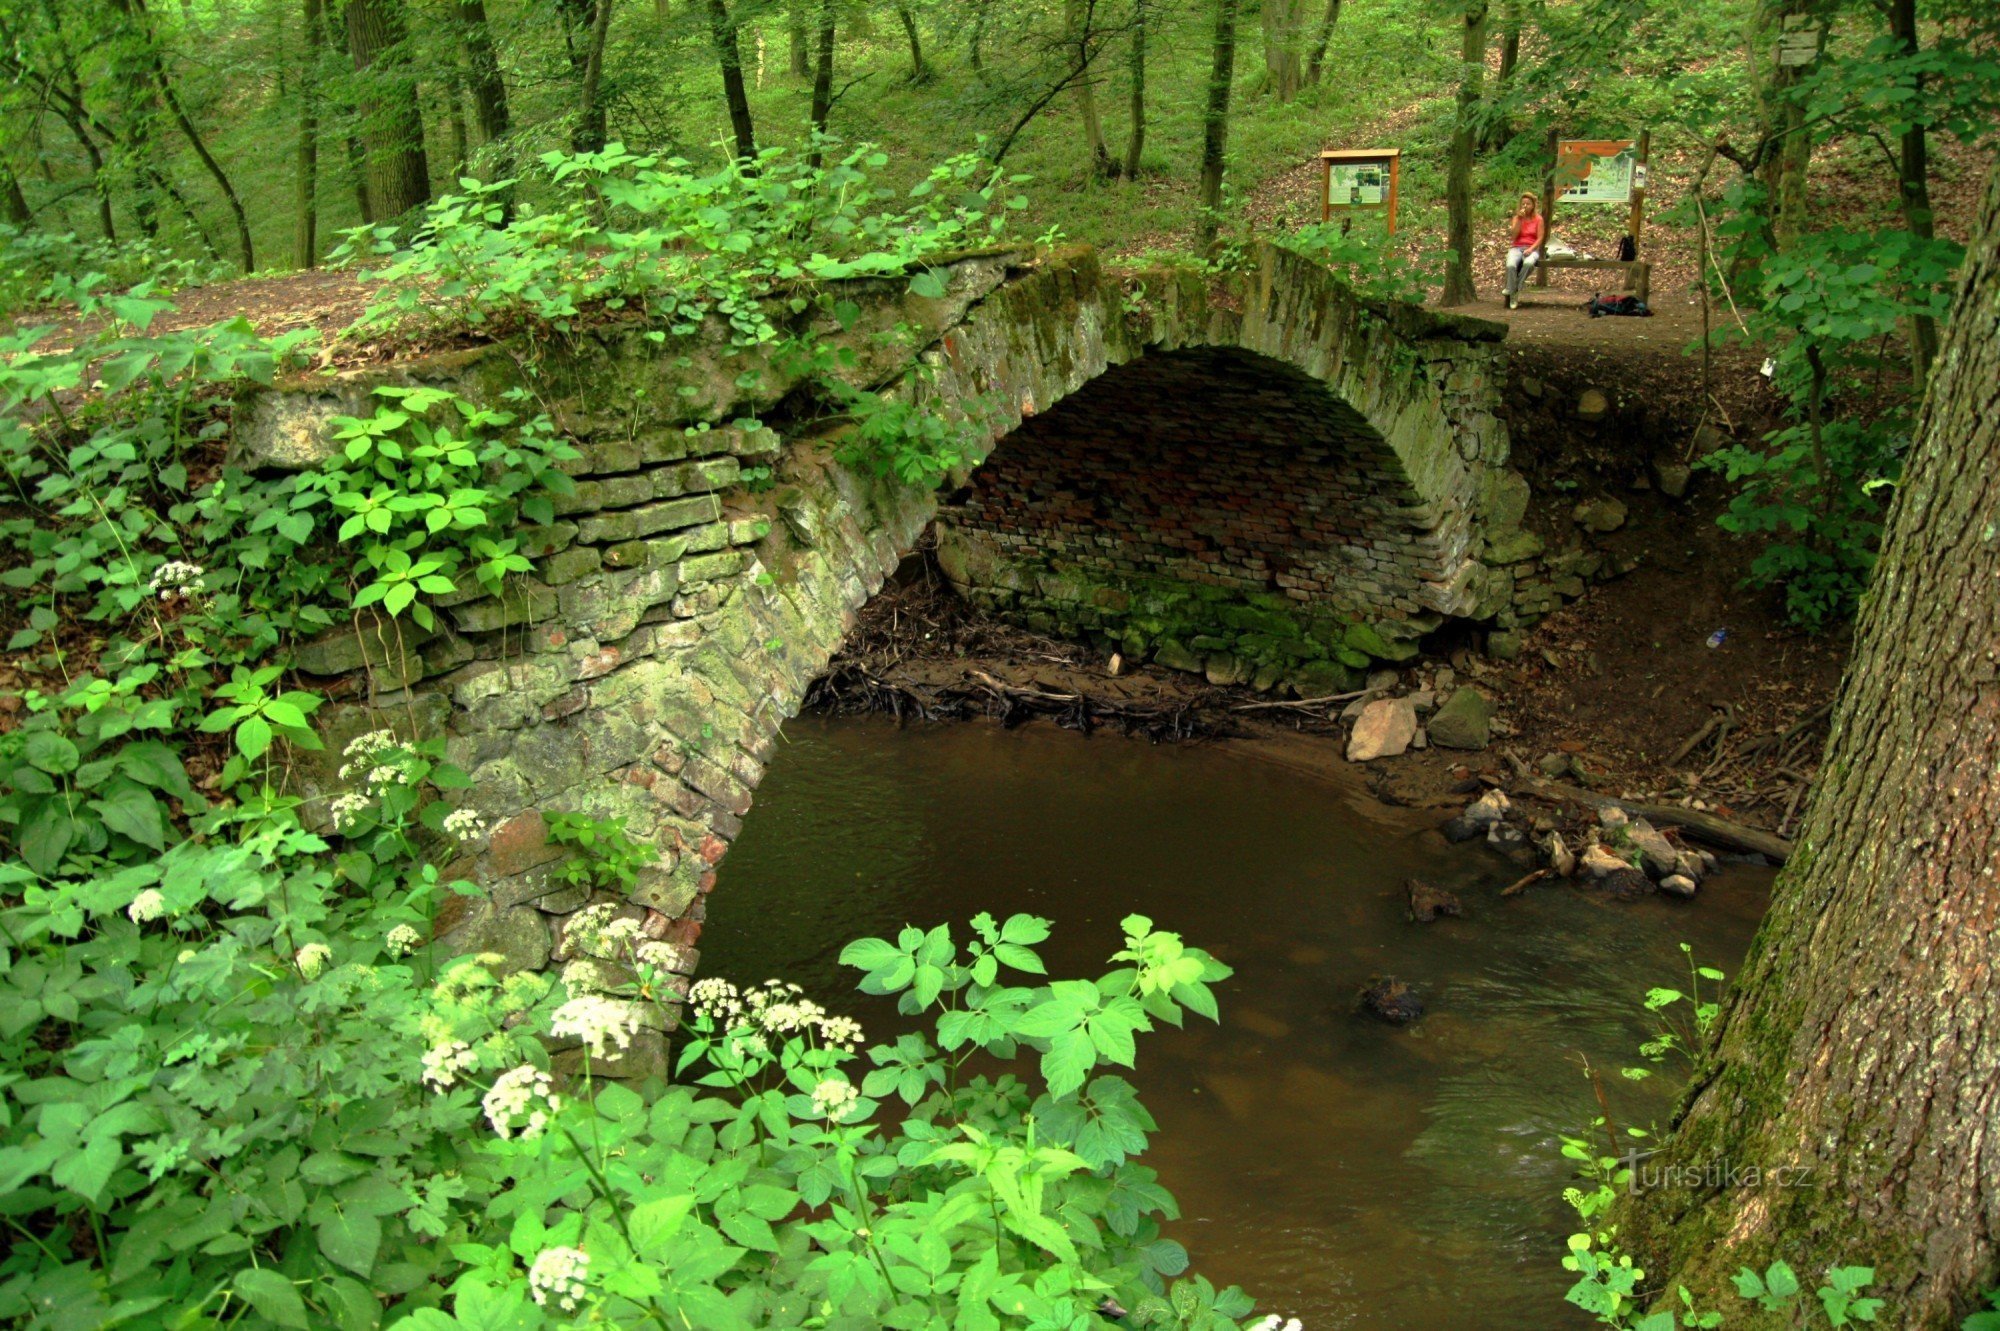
(236, 714), (274, 760)
(24, 731), (80, 775)
(907, 269), (947, 299)
(92, 780), (167, 850)
(233, 1269), (310, 1329)
(316, 1209), (382, 1277)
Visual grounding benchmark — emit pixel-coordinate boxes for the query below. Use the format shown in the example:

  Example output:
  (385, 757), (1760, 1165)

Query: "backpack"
(1587, 293), (1652, 318)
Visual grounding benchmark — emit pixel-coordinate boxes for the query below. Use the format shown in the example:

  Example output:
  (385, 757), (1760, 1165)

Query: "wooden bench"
(1533, 254), (1651, 303)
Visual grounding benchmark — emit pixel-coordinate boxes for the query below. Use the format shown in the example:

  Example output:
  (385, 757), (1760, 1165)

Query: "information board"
(1327, 163), (1388, 208)
(1555, 140), (1638, 204)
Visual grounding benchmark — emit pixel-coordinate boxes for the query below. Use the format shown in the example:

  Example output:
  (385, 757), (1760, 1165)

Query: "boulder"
(1485, 630), (1525, 661)
(1576, 388), (1612, 421)
(1572, 496), (1629, 533)
(1624, 818), (1680, 878)
(1660, 874), (1699, 898)
(1358, 977), (1425, 1024)
(1407, 879), (1463, 923)
(1428, 687), (1495, 750)
(1652, 459), (1693, 499)
(1465, 788), (1511, 827)
(1580, 843), (1633, 878)
(1346, 697), (1418, 762)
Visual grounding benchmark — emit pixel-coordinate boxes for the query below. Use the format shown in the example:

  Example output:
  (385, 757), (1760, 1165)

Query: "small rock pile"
(1344, 666), (1500, 762)
(1439, 793), (1718, 901)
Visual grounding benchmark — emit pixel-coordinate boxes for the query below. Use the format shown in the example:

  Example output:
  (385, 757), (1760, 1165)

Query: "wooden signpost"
(1535, 129), (1651, 301)
(1319, 149), (1402, 234)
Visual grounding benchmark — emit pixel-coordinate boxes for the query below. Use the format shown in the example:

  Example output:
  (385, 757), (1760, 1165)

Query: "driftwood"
(1500, 868), (1549, 897)
(1519, 779), (1794, 864)
(1229, 690), (1369, 713)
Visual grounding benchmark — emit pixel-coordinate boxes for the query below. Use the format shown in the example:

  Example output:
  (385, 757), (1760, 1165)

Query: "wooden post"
(1536, 126), (1557, 288)
(1385, 153), (1400, 235)
(1321, 155), (1331, 222)
(1629, 128), (1650, 250)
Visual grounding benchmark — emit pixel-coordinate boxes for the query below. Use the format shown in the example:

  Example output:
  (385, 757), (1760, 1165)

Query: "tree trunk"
(706, 0), (757, 162)
(1067, 0), (1112, 178)
(0, 162), (30, 227)
(788, 0), (809, 77)
(1888, 0), (1937, 389)
(120, 0), (255, 270)
(1753, 0), (1821, 248)
(968, 0), (988, 73)
(1481, 0), (1519, 151)
(458, 0), (512, 197)
(346, 132), (375, 224)
(1441, 0), (1487, 306)
(1626, 161), (2000, 1328)
(895, 3), (929, 82)
(345, 0), (432, 219)
(1195, 0), (1239, 254)
(1262, 0), (1306, 101)
(576, 0), (615, 154)
(296, 0), (322, 267)
(806, 0), (833, 167)
(1122, 0), (1146, 180)
(1305, 0), (1340, 85)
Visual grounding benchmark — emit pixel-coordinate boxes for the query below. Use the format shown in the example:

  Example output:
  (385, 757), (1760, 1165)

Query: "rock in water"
(1428, 687), (1495, 750)
(1660, 873), (1699, 898)
(1601, 867), (1656, 900)
(1580, 843), (1633, 878)
(1465, 788), (1511, 826)
(1547, 832), (1577, 876)
(1624, 818), (1680, 878)
(1346, 697), (1418, 762)
(1407, 879), (1463, 922)
(1359, 977), (1425, 1024)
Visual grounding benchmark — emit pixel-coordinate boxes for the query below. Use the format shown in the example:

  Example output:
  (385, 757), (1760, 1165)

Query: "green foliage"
(0, 224), (230, 318)
(1696, 183), (1963, 628)
(544, 810), (654, 894)
(1620, 943), (1726, 1081)
(1281, 222), (1440, 305)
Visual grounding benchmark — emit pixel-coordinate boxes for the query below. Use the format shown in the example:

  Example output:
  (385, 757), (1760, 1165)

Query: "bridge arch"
(250, 241), (1539, 1074)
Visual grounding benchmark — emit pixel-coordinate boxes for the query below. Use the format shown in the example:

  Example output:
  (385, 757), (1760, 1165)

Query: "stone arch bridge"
(244, 241), (1568, 1072)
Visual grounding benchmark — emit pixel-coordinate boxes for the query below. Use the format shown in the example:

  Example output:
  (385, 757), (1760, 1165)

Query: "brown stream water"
(702, 714), (1771, 1330)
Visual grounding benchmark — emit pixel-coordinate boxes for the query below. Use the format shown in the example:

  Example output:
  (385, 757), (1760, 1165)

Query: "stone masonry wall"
(238, 242), (1570, 1077)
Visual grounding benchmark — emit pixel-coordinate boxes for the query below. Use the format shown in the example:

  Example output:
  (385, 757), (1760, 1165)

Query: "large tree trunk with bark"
(1441, 0), (1487, 306)
(1195, 0), (1239, 254)
(345, 0), (432, 219)
(1625, 162), (2000, 1328)
(706, 0), (757, 162)
(576, 0), (614, 154)
(457, 0), (512, 205)
(1261, 0), (1307, 101)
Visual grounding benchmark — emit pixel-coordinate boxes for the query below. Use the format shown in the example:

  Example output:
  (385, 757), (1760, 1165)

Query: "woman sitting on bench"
(1503, 192), (1543, 310)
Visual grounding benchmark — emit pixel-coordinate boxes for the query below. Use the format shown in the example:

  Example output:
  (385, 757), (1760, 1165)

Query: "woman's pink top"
(1512, 215), (1544, 249)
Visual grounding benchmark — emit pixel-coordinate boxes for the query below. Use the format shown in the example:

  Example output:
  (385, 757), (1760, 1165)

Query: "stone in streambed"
(1660, 874), (1699, 898)
(1600, 867), (1656, 900)
(1580, 843), (1633, 878)
(1358, 977), (1425, 1024)
(1346, 697), (1418, 762)
(1427, 687), (1494, 750)
(1407, 879), (1462, 923)
(1624, 818), (1680, 878)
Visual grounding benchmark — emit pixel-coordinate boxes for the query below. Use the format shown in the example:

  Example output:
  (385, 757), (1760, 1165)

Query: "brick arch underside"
(939, 346), (1452, 636)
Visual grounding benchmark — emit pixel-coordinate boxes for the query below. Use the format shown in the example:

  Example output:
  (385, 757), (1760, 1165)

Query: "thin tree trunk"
(788, 0), (809, 76)
(345, 0), (432, 219)
(895, 3), (929, 82)
(1305, 0), (1340, 85)
(60, 111), (117, 241)
(120, 0), (255, 270)
(969, 0), (989, 74)
(1888, 0), (1937, 389)
(1625, 161), (2000, 1329)
(706, 0), (757, 162)
(458, 0), (512, 197)
(1122, 0), (1146, 180)
(1441, 0), (1488, 306)
(1753, 0), (1821, 248)
(577, 0), (615, 154)
(0, 163), (28, 227)
(296, 0), (322, 267)
(1068, 0), (1112, 177)
(806, 0), (833, 167)
(446, 81), (469, 174)
(1480, 0), (1518, 150)
(1195, 0), (1240, 254)
(346, 133), (376, 224)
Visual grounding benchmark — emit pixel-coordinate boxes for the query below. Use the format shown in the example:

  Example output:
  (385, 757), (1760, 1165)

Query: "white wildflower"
(337, 729), (399, 781)
(441, 807), (489, 844)
(689, 977), (742, 1022)
(549, 995), (641, 1058)
(1252, 1319), (1304, 1331)
(148, 560), (207, 603)
(483, 1064), (562, 1140)
(294, 942), (332, 979)
(561, 902), (644, 961)
(818, 1014), (864, 1050)
(329, 792), (370, 831)
(422, 1040), (479, 1091)
(385, 924), (423, 957)
(810, 1078), (861, 1123)
(527, 1246), (590, 1312)
(635, 940), (684, 973)
(127, 889), (167, 923)
(364, 764), (404, 792)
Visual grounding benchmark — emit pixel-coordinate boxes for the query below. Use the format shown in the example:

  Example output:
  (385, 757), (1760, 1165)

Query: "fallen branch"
(1501, 868), (1548, 897)
(1667, 710), (1725, 767)
(1229, 690), (1369, 712)
(1519, 779), (1794, 863)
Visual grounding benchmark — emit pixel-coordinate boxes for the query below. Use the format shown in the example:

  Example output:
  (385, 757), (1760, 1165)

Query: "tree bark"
(458, 0), (512, 202)
(806, 0), (833, 167)
(1195, 0), (1239, 255)
(0, 162), (30, 227)
(1887, 0), (1937, 389)
(1752, 0), (1822, 248)
(1262, 0), (1306, 101)
(576, 0), (615, 154)
(1441, 0), (1487, 306)
(895, 3), (929, 82)
(787, 0), (809, 77)
(345, 0), (432, 219)
(296, 0), (323, 267)
(1626, 162), (2000, 1328)
(1481, 0), (1519, 151)
(120, 0), (256, 270)
(1122, 0), (1146, 181)
(1067, 0), (1112, 178)
(1305, 0), (1340, 85)
(706, 0), (757, 162)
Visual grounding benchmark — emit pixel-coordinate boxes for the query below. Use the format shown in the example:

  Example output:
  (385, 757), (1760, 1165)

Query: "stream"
(701, 714), (1770, 1329)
